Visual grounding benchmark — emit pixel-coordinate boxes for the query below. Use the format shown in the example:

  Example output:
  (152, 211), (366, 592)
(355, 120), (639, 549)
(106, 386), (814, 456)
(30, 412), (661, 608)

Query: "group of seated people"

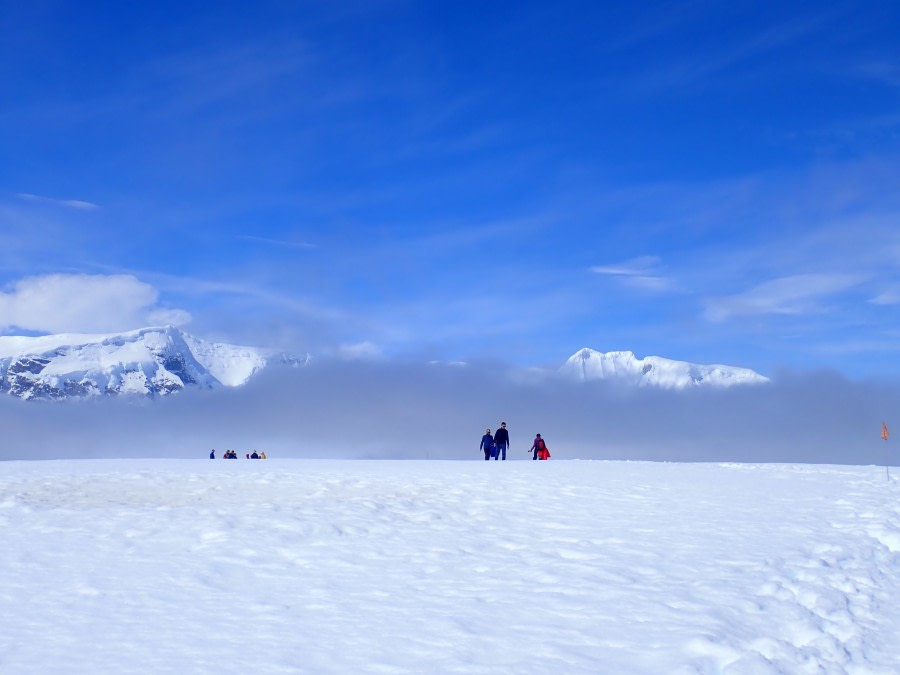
(214, 450), (267, 459)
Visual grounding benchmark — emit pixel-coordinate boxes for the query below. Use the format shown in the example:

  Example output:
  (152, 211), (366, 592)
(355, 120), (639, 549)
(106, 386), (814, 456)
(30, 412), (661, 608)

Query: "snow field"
(1, 459), (898, 673)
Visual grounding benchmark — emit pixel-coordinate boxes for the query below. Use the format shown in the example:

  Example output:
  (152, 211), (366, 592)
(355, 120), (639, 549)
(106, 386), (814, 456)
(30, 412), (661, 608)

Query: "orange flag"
(883, 422), (890, 441)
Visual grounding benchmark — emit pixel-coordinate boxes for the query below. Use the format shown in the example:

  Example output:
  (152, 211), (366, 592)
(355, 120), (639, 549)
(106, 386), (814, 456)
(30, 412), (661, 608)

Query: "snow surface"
(560, 349), (769, 389)
(1, 459), (898, 674)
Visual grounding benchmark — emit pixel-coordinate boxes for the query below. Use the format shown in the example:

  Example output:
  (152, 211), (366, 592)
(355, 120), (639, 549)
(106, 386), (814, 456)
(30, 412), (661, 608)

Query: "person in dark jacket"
(529, 434), (548, 461)
(493, 422), (509, 461)
(210, 449), (215, 459)
(479, 428), (494, 461)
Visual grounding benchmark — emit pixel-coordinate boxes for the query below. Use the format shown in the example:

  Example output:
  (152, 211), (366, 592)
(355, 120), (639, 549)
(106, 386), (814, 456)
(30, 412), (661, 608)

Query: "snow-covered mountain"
(0, 327), (767, 400)
(560, 348), (768, 389)
(0, 326), (305, 400)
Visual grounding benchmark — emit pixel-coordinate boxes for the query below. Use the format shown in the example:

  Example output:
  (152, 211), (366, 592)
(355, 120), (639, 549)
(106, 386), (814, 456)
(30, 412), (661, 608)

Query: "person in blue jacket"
(479, 428), (494, 461)
(209, 449), (215, 459)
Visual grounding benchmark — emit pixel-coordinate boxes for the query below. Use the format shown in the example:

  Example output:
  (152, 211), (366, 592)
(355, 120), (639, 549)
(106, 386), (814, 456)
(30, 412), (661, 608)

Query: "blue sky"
(2, 0), (900, 377)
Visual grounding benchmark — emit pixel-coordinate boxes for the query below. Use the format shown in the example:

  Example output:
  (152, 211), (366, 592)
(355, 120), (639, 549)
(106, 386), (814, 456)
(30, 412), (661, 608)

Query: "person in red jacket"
(529, 434), (550, 460)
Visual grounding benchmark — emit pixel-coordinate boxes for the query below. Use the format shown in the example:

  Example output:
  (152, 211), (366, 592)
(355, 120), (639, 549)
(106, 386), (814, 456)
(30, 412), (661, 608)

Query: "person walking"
(209, 449), (215, 459)
(480, 428), (494, 461)
(493, 422), (509, 461)
(529, 434), (549, 461)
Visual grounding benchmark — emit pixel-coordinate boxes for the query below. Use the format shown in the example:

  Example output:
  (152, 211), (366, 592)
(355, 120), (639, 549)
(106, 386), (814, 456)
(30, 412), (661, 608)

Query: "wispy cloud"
(146, 272), (345, 322)
(622, 10), (837, 96)
(815, 337), (900, 355)
(868, 289), (900, 306)
(237, 235), (317, 250)
(705, 273), (864, 322)
(17, 193), (100, 210)
(591, 255), (673, 292)
(853, 61), (900, 88)
(606, 0), (708, 51)
(591, 255), (659, 276)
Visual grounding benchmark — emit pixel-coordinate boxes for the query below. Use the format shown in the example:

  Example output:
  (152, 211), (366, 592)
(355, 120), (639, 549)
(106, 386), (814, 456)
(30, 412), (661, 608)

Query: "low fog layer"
(1, 361), (897, 464)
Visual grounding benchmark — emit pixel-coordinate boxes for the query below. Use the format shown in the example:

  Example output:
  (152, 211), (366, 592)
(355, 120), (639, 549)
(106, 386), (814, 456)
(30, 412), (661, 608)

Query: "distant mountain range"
(0, 326), (307, 401)
(0, 327), (767, 400)
(559, 348), (768, 389)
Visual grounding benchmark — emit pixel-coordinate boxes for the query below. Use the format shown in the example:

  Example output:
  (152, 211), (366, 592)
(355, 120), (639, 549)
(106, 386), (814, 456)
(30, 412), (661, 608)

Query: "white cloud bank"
(1, 360), (897, 465)
(0, 274), (191, 334)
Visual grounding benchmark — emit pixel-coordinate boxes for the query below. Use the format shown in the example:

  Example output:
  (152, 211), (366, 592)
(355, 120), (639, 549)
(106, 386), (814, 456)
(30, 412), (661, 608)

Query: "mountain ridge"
(0, 326), (294, 400)
(0, 328), (767, 400)
(559, 348), (768, 389)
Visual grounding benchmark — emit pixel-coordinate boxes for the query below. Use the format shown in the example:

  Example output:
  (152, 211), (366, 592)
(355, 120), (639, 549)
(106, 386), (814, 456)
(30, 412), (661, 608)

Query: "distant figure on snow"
(530, 434), (550, 460)
(251, 451), (260, 459)
(493, 422), (509, 461)
(261, 451), (267, 459)
(210, 449), (215, 460)
(480, 428), (494, 461)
